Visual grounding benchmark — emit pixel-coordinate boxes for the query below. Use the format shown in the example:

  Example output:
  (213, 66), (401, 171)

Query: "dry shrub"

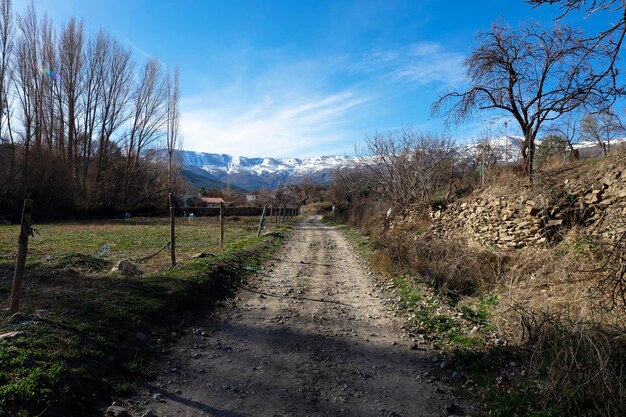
(515, 307), (626, 417)
(300, 202), (333, 215)
(380, 231), (505, 296)
(495, 227), (626, 417)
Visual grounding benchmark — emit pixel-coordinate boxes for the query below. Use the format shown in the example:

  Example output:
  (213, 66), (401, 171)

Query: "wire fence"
(1, 199), (299, 318)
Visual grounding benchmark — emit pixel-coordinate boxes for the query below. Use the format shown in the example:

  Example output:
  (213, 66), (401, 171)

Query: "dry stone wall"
(427, 160), (626, 249)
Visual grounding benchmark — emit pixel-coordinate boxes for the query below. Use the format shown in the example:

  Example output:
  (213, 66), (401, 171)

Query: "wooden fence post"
(9, 199), (34, 316)
(219, 202), (225, 248)
(274, 205), (278, 228)
(257, 205), (267, 237)
(169, 193), (176, 267)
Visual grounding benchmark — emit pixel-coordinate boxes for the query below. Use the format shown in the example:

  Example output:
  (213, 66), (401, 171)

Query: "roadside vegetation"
(327, 147), (626, 417)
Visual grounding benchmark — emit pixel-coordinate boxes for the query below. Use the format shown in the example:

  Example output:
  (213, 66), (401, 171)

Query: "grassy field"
(0, 216), (264, 274)
(0, 215), (290, 417)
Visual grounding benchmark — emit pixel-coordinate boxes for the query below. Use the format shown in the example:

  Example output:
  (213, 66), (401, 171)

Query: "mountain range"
(178, 150), (357, 191)
(179, 137), (626, 192)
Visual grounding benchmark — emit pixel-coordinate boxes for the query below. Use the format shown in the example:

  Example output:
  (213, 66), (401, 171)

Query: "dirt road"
(125, 216), (463, 417)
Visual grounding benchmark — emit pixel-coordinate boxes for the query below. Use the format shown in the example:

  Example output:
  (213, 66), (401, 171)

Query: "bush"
(516, 307), (626, 417)
(379, 231), (505, 297)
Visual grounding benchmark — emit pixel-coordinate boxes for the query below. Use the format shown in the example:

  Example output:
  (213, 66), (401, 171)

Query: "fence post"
(257, 205), (267, 237)
(9, 199), (34, 316)
(219, 202), (225, 248)
(274, 205), (278, 228)
(169, 193), (176, 267)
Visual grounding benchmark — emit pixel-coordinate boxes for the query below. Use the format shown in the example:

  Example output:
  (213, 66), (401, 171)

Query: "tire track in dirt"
(124, 216), (462, 417)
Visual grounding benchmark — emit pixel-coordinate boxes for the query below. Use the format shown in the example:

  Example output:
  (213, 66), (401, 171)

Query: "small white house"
(246, 194), (259, 203)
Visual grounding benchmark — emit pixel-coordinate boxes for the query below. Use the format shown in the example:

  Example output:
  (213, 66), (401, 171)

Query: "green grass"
(0, 216), (292, 416)
(0, 216), (258, 273)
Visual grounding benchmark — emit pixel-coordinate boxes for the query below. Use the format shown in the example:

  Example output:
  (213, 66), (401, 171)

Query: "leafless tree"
(166, 66), (180, 193)
(356, 127), (455, 210)
(546, 111), (581, 155)
(0, 0), (15, 193)
(528, 0), (626, 82)
(59, 17), (84, 179)
(13, 3), (39, 195)
(123, 58), (167, 202)
(95, 33), (133, 185)
(580, 110), (624, 156)
(433, 21), (619, 178)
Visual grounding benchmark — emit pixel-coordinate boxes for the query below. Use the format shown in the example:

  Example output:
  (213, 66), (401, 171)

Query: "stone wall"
(427, 160), (626, 249)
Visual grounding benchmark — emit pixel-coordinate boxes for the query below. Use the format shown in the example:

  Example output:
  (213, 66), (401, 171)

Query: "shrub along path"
(119, 216), (472, 417)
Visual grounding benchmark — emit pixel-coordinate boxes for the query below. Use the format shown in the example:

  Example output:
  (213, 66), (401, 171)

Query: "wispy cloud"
(180, 42), (466, 157)
(181, 89), (372, 157)
(352, 41), (466, 86)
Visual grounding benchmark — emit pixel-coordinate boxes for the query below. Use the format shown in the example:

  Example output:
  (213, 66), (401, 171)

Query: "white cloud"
(181, 89), (372, 157)
(179, 42), (466, 157)
(352, 42), (466, 86)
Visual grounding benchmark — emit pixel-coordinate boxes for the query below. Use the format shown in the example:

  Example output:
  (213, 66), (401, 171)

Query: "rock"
(0, 331), (26, 340)
(452, 371), (461, 380)
(190, 252), (210, 259)
(152, 393), (162, 401)
(7, 311), (28, 324)
(111, 259), (141, 276)
(439, 361), (449, 369)
(444, 402), (465, 415)
(141, 411), (157, 417)
(546, 219), (563, 227)
(106, 405), (130, 417)
(136, 332), (148, 341)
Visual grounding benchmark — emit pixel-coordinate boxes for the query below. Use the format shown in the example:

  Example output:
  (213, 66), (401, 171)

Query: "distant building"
(200, 197), (225, 208)
(246, 194), (259, 203)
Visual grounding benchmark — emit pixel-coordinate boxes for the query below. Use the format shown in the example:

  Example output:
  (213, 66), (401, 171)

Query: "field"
(0, 216), (264, 274)
(0, 215), (289, 417)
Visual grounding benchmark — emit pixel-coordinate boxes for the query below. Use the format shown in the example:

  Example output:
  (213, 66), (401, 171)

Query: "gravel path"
(124, 216), (463, 417)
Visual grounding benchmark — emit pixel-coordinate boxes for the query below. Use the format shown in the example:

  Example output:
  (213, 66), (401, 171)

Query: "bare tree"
(528, 0), (626, 81)
(58, 17), (84, 179)
(123, 58), (167, 203)
(433, 21), (619, 178)
(95, 32), (133, 185)
(356, 127), (455, 210)
(166, 66), (180, 193)
(580, 110), (624, 156)
(0, 0), (15, 193)
(546, 111), (581, 156)
(13, 3), (39, 195)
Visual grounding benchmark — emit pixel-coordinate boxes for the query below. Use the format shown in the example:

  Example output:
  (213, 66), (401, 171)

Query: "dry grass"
(489, 226), (626, 417)
(300, 202), (333, 215)
(376, 230), (506, 297)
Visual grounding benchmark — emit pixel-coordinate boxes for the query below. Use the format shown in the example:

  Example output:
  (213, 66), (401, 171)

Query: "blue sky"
(27, 1), (611, 157)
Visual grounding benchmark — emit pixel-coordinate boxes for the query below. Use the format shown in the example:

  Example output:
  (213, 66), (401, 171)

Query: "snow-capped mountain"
(179, 136), (626, 191)
(178, 150), (357, 191)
